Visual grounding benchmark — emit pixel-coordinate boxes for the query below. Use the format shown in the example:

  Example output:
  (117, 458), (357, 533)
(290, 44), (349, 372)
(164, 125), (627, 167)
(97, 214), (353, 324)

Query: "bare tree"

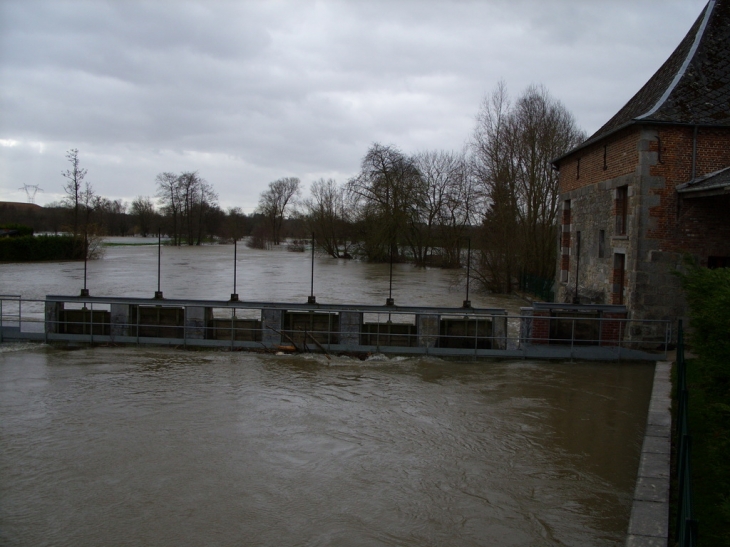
(303, 178), (354, 258)
(471, 82), (585, 292)
(194, 177), (218, 245)
(408, 150), (475, 267)
(131, 196), (156, 237)
(155, 172), (181, 244)
(62, 149), (91, 237)
(347, 143), (421, 262)
(256, 177), (301, 245)
(225, 207), (247, 242)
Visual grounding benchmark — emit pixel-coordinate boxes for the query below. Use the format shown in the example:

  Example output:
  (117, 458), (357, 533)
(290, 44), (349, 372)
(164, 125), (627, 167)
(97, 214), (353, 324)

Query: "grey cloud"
(0, 0), (710, 209)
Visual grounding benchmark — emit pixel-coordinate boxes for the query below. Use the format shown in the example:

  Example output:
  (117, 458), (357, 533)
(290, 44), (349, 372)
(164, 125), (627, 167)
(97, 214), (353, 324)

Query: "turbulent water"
(0, 242), (655, 545)
(0, 346), (654, 546)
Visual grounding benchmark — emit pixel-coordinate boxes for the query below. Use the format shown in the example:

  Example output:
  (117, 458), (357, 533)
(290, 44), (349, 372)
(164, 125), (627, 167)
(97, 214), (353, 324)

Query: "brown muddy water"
(0, 242), (655, 546)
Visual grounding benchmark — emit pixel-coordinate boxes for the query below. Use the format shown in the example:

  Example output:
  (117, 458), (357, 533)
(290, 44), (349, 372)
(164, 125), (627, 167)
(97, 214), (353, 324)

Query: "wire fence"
(519, 272), (554, 302)
(675, 320), (698, 546)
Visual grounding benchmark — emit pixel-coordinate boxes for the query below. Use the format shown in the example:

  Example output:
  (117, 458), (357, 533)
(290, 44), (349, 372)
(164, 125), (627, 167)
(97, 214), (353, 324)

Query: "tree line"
(295, 83), (585, 293)
(9, 83), (584, 293)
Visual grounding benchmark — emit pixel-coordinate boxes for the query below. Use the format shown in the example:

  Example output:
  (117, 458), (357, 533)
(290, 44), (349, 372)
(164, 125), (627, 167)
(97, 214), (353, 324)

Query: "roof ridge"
(636, 0), (717, 121)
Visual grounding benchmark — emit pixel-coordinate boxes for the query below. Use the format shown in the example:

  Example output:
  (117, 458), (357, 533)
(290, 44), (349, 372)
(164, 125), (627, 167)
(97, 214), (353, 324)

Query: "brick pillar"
(531, 310), (551, 345)
(612, 253), (626, 305)
(600, 311), (626, 346)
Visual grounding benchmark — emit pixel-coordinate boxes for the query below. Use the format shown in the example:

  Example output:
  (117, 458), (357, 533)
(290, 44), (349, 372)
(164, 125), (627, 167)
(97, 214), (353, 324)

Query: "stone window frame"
(598, 229), (606, 258)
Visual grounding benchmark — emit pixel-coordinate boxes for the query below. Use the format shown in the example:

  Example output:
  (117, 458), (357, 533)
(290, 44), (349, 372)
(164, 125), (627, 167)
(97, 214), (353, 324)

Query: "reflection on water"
(0, 346), (654, 546)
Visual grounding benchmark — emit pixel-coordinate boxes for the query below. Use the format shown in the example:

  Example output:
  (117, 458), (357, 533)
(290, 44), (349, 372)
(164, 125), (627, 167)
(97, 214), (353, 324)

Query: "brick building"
(552, 0), (730, 337)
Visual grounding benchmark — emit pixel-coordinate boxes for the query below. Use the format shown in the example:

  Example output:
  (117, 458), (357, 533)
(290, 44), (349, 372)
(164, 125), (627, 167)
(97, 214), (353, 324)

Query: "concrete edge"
(626, 361), (672, 547)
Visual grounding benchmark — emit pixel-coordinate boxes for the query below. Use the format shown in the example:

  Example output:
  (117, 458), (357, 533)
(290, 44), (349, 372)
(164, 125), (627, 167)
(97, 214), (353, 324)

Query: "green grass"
(102, 242), (159, 247)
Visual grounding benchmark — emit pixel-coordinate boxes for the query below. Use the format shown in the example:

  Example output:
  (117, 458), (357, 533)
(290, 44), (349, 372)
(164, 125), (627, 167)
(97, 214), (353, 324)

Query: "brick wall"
(558, 126), (640, 194)
(531, 310), (550, 345)
(600, 312), (625, 346)
(646, 126), (730, 259)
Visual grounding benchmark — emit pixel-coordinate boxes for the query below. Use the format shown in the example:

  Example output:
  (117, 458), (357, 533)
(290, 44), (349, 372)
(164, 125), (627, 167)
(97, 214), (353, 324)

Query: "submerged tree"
(130, 196), (156, 237)
(155, 171), (218, 245)
(303, 178), (355, 258)
(409, 150), (476, 267)
(471, 82), (585, 292)
(256, 177), (300, 245)
(347, 143), (421, 262)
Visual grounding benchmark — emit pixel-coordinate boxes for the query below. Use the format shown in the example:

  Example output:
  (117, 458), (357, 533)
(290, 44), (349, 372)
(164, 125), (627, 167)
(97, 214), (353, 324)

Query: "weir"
(1, 294), (670, 360)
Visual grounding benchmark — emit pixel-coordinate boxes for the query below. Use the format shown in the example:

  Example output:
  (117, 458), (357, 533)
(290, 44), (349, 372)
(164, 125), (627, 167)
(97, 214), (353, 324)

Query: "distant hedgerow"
(0, 234), (86, 261)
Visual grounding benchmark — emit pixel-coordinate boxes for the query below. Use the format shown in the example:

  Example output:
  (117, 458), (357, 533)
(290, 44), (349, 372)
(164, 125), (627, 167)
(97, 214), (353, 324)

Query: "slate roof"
(556, 0), (730, 162)
(676, 165), (730, 195)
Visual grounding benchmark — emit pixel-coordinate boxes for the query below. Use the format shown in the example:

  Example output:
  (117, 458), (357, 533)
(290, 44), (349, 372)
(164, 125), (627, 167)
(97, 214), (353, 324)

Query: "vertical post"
(386, 244), (394, 306)
(80, 233), (90, 297)
(308, 232), (316, 304)
(231, 238), (239, 302)
(570, 317), (575, 359)
(155, 229), (163, 299)
(463, 237), (472, 308)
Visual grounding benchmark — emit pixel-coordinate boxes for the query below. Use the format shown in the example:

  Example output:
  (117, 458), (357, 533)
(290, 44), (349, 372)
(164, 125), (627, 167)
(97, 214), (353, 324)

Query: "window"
(615, 185), (628, 235)
(613, 253), (625, 305)
(598, 230), (605, 258)
(708, 256), (730, 269)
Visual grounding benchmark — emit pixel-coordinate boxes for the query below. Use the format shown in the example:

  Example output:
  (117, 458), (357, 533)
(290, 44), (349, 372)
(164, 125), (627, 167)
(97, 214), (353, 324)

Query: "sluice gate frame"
(0, 295), (671, 360)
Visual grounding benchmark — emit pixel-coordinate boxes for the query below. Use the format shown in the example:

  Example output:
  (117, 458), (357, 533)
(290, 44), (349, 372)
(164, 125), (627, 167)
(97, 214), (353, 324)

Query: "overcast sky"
(0, 0), (708, 212)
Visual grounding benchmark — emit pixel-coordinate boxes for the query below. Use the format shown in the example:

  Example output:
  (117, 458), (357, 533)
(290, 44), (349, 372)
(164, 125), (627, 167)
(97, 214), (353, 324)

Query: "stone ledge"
(628, 500), (669, 537)
(638, 451), (671, 479)
(642, 435), (670, 455)
(625, 362), (672, 546)
(634, 476), (670, 503)
(627, 534), (671, 546)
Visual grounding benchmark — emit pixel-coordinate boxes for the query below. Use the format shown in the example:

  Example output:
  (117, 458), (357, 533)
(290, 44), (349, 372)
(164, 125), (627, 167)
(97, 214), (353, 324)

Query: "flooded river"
(0, 242), (654, 545)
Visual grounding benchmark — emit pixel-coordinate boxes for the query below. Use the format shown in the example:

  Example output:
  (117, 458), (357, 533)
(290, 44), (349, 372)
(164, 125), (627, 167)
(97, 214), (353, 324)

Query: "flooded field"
(0, 239), (522, 311)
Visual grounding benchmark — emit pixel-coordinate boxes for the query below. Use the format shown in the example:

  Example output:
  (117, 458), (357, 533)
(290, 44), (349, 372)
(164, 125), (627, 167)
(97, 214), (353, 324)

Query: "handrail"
(0, 295), (673, 359)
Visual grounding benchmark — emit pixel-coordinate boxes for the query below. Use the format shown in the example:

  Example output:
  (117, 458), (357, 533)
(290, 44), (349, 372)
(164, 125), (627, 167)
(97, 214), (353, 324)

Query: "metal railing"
(518, 272), (555, 302)
(0, 295), (672, 360)
(675, 320), (698, 546)
(0, 294), (22, 343)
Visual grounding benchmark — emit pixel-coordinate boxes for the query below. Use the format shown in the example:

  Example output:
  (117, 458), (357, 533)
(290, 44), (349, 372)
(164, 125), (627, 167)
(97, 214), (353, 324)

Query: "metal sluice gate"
(1, 295), (671, 360)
